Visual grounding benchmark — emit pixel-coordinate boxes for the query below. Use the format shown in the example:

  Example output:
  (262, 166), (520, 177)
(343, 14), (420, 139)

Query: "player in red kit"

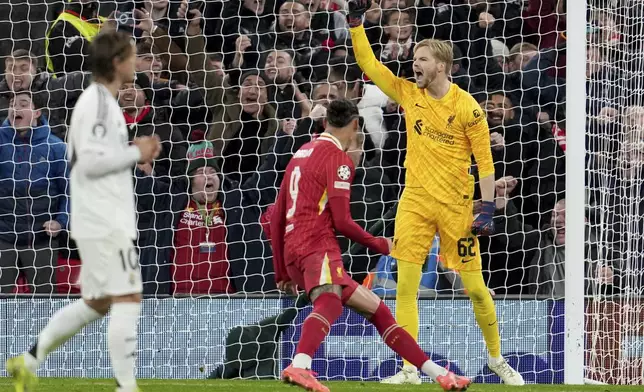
(268, 99), (471, 392)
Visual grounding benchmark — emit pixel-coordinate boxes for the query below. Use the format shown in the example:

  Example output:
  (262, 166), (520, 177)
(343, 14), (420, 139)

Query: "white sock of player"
(292, 353), (313, 369)
(421, 360), (449, 380)
(24, 300), (102, 373)
(108, 302), (140, 390)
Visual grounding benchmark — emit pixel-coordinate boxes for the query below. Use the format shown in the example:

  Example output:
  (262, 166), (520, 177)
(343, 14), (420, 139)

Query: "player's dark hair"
(89, 30), (134, 82)
(326, 98), (360, 128)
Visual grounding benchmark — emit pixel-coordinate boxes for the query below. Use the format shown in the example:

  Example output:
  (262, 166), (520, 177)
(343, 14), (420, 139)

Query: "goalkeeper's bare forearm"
(479, 174), (495, 203)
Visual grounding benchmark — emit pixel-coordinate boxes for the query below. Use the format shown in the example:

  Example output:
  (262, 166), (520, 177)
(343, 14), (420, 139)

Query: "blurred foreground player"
(347, 0), (524, 385)
(5, 31), (161, 392)
(268, 99), (471, 392)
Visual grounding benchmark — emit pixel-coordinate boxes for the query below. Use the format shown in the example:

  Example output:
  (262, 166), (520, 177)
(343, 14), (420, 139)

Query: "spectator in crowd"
(363, 0), (411, 45)
(45, 0), (105, 76)
(492, 195), (607, 297)
(263, 49), (312, 119)
(170, 140), (287, 294)
(450, 44), (479, 96)
(506, 43), (539, 74)
(119, 72), (188, 180)
(135, 40), (164, 83)
(597, 106), (644, 295)
(217, 0), (274, 69)
(377, 7), (417, 78)
(0, 92), (68, 294)
(130, 30), (210, 137)
(0, 49), (90, 139)
(178, 6), (279, 184)
(413, 0), (520, 92)
(523, 0), (566, 49)
(266, 0), (330, 81)
(173, 142), (234, 294)
(281, 82), (342, 166)
(207, 53), (226, 79)
(480, 91), (564, 229)
(488, 39), (509, 71)
(299, 0), (350, 44)
(327, 57), (388, 150)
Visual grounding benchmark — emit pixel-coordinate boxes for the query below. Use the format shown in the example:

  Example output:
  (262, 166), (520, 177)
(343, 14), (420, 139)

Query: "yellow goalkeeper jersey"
(350, 25), (495, 205)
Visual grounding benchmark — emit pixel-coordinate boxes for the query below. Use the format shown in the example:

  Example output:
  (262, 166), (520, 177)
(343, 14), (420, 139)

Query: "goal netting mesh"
(585, 0), (644, 385)
(0, 0), (640, 385)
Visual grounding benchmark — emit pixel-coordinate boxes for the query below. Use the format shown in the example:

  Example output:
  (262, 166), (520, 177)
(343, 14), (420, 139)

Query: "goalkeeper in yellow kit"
(347, 0), (525, 386)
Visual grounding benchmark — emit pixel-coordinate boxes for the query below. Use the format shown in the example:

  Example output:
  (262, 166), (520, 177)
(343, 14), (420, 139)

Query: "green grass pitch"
(1, 378), (642, 392)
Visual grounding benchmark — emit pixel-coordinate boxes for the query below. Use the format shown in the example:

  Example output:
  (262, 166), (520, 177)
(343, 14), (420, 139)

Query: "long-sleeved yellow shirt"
(350, 25), (495, 205)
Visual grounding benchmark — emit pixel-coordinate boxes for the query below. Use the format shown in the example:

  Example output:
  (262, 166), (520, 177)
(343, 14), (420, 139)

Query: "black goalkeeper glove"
(471, 201), (496, 236)
(347, 0), (370, 28)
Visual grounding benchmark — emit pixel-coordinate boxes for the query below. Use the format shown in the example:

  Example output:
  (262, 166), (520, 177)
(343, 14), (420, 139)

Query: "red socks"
(370, 301), (429, 369)
(295, 292), (343, 357)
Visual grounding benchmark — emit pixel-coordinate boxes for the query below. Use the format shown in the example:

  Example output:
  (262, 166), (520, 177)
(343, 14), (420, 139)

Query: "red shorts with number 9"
(286, 251), (358, 295)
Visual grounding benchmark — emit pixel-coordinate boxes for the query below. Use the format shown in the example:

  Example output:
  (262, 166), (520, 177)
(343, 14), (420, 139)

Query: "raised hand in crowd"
(473, 175), (518, 215)
(281, 119), (298, 135)
(137, 162), (154, 176)
(309, 104), (327, 120)
(42, 220), (62, 238)
(494, 176), (518, 210)
(132, 8), (155, 35)
(596, 265), (614, 285)
(478, 11), (496, 29)
(134, 135), (162, 163)
(232, 35), (252, 69)
(490, 131), (505, 152)
(101, 11), (118, 32)
(178, 0), (203, 36)
(597, 106), (619, 125)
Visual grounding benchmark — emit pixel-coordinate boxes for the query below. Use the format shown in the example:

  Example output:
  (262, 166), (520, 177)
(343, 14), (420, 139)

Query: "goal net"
(0, 0), (639, 385)
(585, 0), (644, 385)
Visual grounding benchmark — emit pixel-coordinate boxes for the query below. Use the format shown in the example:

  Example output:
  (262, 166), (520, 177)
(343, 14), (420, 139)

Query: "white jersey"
(68, 83), (140, 240)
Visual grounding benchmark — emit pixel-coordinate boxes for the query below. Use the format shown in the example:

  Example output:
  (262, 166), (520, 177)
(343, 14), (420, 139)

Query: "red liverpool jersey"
(281, 133), (355, 261)
(270, 132), (389, 282)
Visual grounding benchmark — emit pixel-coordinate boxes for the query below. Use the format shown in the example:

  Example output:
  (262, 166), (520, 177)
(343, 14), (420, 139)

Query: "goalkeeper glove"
(347, 0), (370, 28)
(471, 201), (496, 236)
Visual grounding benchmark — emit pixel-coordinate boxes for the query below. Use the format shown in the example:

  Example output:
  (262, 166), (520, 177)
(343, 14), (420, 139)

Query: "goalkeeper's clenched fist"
(346, 0), (371, 27)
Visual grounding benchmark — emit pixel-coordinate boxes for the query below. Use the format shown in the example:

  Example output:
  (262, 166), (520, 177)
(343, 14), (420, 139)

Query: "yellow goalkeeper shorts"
(390, 187), (481, 272)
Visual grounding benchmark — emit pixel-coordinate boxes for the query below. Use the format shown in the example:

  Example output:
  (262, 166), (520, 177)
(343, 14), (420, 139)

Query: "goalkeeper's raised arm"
(346, 0), (413, 104)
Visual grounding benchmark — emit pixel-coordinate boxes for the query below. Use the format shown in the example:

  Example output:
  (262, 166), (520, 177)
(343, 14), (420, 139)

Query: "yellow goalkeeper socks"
(459, 270), (501, 358)
(395, 260), (423, 368)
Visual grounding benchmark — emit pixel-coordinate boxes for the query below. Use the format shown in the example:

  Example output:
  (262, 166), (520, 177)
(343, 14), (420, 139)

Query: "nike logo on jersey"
(462, 258), (474, 263)
(488, 320), (497, 326)
(415, 103), (427, 109)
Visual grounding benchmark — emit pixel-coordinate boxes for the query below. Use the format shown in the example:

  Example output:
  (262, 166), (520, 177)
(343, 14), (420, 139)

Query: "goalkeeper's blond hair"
(414, 39), (454, 68)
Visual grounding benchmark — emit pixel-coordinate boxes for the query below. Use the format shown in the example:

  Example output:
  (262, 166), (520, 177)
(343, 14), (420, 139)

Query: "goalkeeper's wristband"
(346, 15), (364, 28)
(479, 201), (496, 216)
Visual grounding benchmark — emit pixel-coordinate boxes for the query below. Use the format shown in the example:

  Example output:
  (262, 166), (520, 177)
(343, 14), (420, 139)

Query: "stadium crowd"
(0, 0), (639, 298)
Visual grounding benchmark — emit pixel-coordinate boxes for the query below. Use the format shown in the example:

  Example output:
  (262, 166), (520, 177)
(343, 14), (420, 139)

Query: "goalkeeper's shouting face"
(412, 40), (453, 90)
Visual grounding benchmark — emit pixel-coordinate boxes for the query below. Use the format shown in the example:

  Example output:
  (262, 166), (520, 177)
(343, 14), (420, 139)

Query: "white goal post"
(564, 0), (585, 385)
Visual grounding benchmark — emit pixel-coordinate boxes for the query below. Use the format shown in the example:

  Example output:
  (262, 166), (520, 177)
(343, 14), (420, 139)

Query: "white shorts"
(76, 231), (143, 299)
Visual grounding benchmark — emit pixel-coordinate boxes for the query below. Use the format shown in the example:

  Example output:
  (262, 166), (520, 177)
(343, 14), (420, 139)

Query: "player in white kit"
(5, 30), (161, 392)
